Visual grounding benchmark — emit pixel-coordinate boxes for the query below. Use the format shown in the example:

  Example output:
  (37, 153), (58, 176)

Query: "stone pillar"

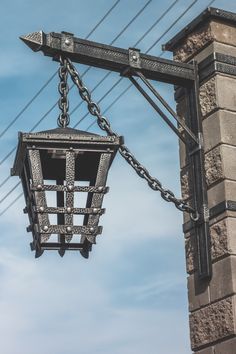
(164, 7), (236, 354)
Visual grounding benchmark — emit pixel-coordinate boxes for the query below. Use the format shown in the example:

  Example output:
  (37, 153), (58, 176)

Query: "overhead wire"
(72, 0), (181, 128)
(0, 0), (123, 190)
(0, 0), (152, 171)
(1, 0), (214, 216)
(0, 0), (121, 143)
(0, 72), (57, 139)
(0, 0), (153, 212)
(86, 0), (215, 133)
(84, 0), (199, 131)
(0, 0), (194, 213)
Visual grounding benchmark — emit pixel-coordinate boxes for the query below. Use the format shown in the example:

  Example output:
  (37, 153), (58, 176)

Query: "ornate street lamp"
(11, 128), (120, 258)
(11, 57), (121, 258)
(14, 31), (211, 279)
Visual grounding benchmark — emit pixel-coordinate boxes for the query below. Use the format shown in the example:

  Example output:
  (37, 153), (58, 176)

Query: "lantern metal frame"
(11, 127), (121, 258)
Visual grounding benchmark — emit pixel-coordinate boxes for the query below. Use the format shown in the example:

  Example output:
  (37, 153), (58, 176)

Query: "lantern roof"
(11, 127), (122, 177)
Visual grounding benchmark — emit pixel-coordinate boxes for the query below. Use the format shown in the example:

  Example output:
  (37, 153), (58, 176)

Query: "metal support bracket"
(126, 67), (211, 279)
(185, 61), (212, 279)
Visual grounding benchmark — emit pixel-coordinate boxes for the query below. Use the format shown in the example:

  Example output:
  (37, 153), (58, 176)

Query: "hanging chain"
(65, 57), (196, 216)
(57, 56), (70, 128)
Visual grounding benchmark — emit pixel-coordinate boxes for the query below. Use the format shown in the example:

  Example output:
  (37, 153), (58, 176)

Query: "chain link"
(57, 56), (70, 128)
(65, 57), (196, 215)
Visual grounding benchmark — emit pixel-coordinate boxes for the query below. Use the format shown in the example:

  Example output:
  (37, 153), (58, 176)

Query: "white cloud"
(0, 249), (190, 354)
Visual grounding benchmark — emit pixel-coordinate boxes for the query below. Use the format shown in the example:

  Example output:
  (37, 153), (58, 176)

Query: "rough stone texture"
(196, 347), (214, 354)
(185, 218), (236, 274)
(176, 97), (190, 168)
(205, 145), (236, 187)
(173, 20), (236, 63)
(185, 236), (194, 272)
(174, 23), (213, 62)
(205, 146), (223, 187)
(181, 167), (192, 200)
(210, 256), (236, 302)
(203, 110), (236, 153)
(185, 235), (195, 274)
(199, 77), (217, 117)
(215, 337), (236, 354)
(188, 274), (210, 311)
(172, 12), (236, 353)
(190, 296), (235, 350)
(211, 218), (228, 260)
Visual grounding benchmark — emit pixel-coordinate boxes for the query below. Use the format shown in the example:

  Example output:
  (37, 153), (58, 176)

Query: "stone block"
(176, 97), (190, 168)
(208, 180), (236, 209)
(215, 337), (236, 354)
(173, 20), (236, 63)
(205, 146), (223, 187)
(185, 218), (236, 274)
(210, 256), (236, 302)
(181, 166), (192, 200)
(216, 75), (236, 114)
(199, 77), (217, 118)
(211, 20), (236, 49)
(188, 274), (210, 311)
(203, 110), (236, 152)
(205, 145), (236, 187)
(190, 296), (236, 350)
(174, 22), (213, 62)
(185, 235), (195, 274)
(211, 218), (229, 260)
(195, 347), (214, 354)
(199, 75), (236, 118)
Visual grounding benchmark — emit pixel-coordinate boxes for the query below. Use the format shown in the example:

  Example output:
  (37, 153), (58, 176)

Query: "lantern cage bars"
(11, 127), (121, 258)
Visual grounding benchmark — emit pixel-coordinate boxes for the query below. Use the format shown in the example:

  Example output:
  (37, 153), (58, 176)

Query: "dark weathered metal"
(57, 57), (70, 127)
(185, 61), (212, 279)
(134, 71), (199, 145)
(20, 31), (195, 86)
(183, 200), (236, 233)
(11, 127), (121, 257)
(199, 52), (236, 82)
(19, 30), (211, 279)
(128, 75), (188, 145)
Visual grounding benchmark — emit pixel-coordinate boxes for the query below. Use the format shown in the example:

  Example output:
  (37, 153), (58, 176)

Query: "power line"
(0, 0), (154, 208)
(0, 71), (57, 139)
(85, 0), (121, 39)
(0, 192), (23, 217)
(85, 0), (199, 132)
(1, 0), (209, 216)
(0, 0), (183, 211)
(70, 0), (153, 117)
(0, 0), (152, 171)
(146, 0), (198, 53)
(0, 0), (121, 142)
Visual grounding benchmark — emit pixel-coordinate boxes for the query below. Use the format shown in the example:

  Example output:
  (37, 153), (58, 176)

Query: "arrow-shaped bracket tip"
(19, 31), (45, 52)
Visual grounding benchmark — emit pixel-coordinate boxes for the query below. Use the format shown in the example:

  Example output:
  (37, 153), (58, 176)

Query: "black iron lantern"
(11, 127), (121, 257)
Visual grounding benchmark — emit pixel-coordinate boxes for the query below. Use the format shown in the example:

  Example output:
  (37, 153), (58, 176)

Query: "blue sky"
(0, 1), (236, 353)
